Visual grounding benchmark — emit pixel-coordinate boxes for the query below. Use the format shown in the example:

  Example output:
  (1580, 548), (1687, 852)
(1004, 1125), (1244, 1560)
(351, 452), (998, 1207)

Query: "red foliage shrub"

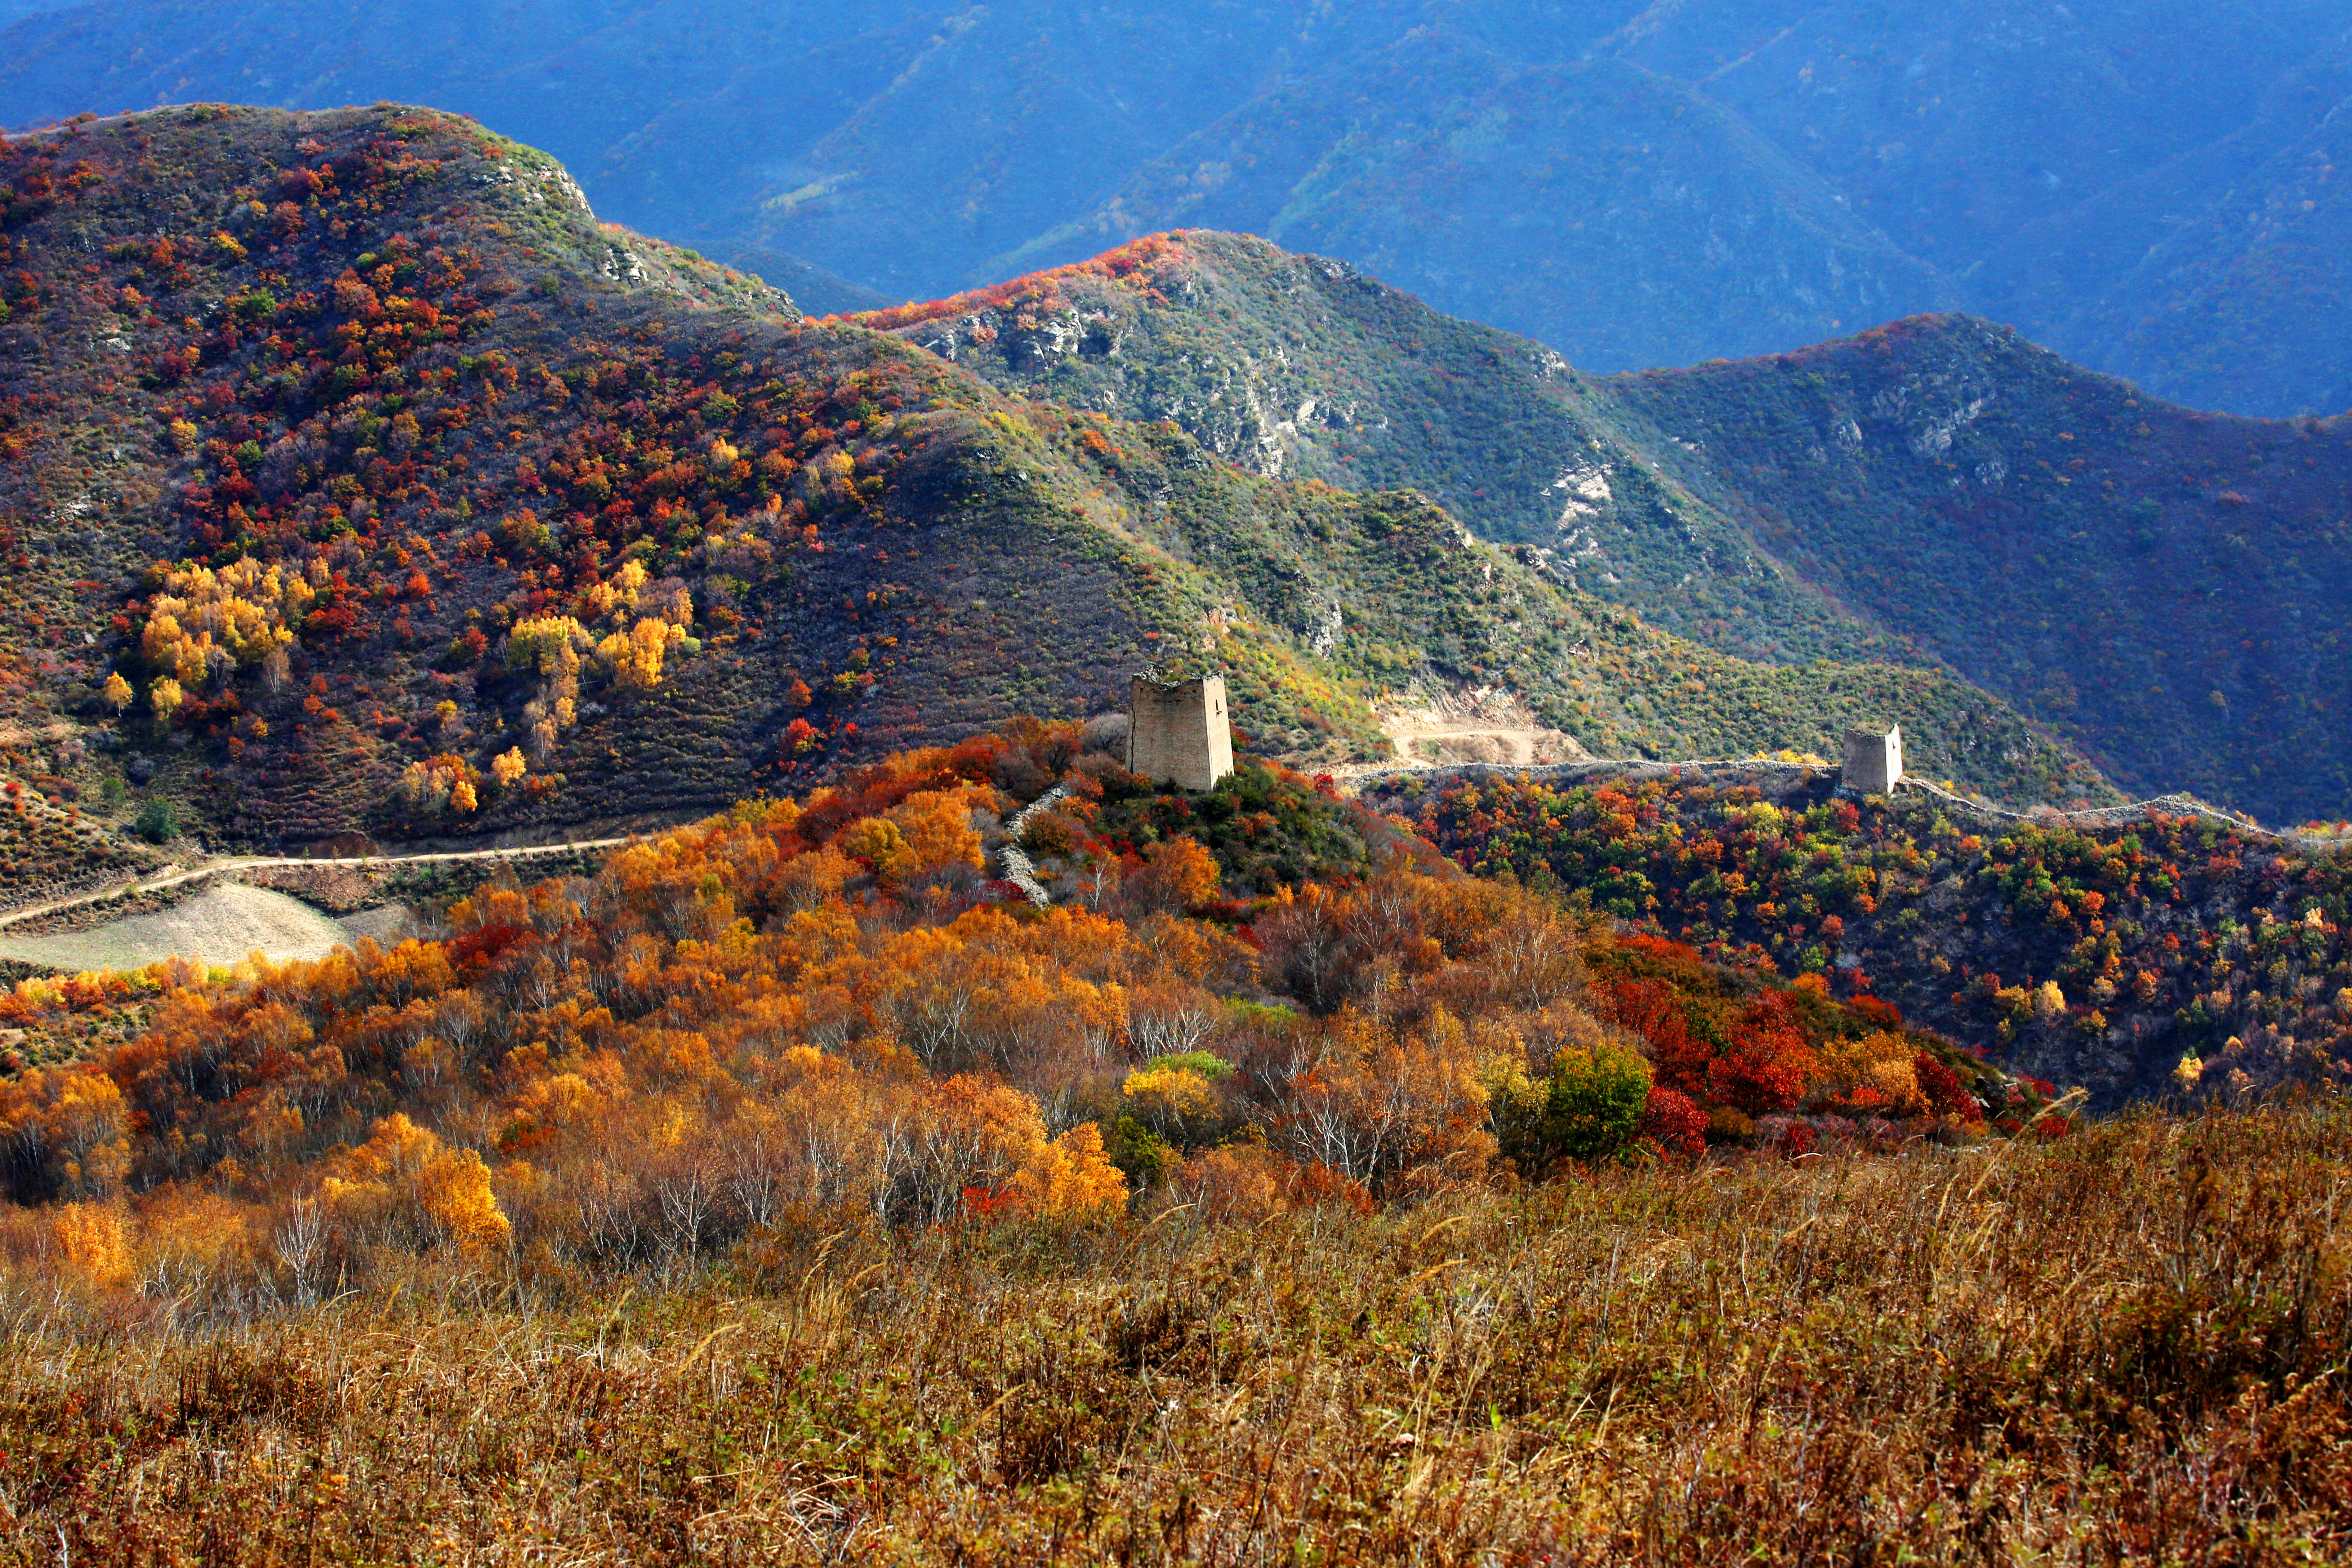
(1620, 931), (1704, 968)
(1913, 1051), (1975, 1118)
(1708, 1047), (1806, 1116)
(1639, 1085), (1705, 1164)
(1850, 995), (1904, 1030)
(445, 921), (529, 970)
(1706, 990), (1815, 1114)
(1279, 1158), (1375, 1215)
(1601, 977), (1712, 1097)
(959, 1185), (1017, 1221)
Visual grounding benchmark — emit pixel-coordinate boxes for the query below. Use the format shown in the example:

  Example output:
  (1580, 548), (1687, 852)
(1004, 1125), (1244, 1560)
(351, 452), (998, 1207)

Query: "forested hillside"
(0, 723), (2340, 1559)
(1372, 765), (2352, 1109)
(0, 721), (2040, 1265)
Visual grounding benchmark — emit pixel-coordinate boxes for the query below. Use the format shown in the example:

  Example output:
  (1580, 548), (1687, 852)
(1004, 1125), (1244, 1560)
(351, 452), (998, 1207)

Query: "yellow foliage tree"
(1813, 1031), (1926, 1113)
(884, 786), (988, 883)
(506, 615), (591, 676)
(1121, 1064), (1220, 1143)
(323, 1113), (511, 1250)
(413, 1145), (509, 1248)
(0, 1069), (137, 1200)
(396, 754), (479, 816)
(576, 558), (650, 624)
(102, 672), (132, 710)
(51, 1203), (134, 1289)
(1009, 1122), (1128, 1216)
(49, 1072), (131, 1197)
(1137, 835), (1222, 913)
(839, 817), (906, 877)
(140, 559), (310, 697)
(771, 844), (855, 912)
(596, 617), (683, 692)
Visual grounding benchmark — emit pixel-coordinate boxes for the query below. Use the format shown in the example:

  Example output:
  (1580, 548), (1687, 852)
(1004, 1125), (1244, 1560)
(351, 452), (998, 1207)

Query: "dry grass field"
(0, 1103), (2341, 1565)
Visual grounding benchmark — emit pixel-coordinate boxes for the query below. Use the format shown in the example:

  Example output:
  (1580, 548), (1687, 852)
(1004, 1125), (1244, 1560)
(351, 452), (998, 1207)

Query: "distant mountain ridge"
(849, 230), (1882, 671)
(5, 1), (2352, 414)
(858, 231), (2352, 826)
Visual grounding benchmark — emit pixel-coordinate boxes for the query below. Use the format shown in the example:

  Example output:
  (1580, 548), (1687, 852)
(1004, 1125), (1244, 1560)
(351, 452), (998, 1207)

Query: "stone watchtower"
(1842, 725), (1904, 794)
(1128, 675), (1235, 792)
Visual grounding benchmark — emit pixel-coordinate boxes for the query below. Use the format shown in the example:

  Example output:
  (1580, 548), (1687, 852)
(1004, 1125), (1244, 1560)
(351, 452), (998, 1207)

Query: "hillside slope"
(1375, 764), (2352, 1110)
(0, 108), (2103, 855)
(0, 105), (1356, 849)
(853, 230), (1901, 671)
(1603, 315), (2352, 826)
(863, 236), (2352, 825)
(1039, 419), (2091, 797)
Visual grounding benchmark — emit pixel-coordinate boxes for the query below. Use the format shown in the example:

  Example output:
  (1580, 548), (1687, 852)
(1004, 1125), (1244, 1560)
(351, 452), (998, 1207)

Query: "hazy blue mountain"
(1011, 33), (1957, 371)
(6, 0), (2352, 412)
(722, 247), (894, 318)
(1658, 0), (2352, 412)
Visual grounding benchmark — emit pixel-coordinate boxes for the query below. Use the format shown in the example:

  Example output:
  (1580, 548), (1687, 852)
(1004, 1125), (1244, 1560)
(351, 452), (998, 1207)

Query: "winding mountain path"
(996, 786), (1070, 907)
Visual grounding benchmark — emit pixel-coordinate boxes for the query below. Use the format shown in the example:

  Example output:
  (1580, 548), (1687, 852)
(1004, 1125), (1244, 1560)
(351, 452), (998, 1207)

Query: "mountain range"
(2, 104), (2128, 854)
(8, 1), (2352, 417)
(2, 102), (2347, 846)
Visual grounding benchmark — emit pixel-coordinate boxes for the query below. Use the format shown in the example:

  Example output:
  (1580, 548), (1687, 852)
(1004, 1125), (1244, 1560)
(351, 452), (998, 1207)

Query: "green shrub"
(1140, 1050), (1234, 1082)
(1106, 1115), (1173, 1189)
(134, 798), (181, 844)
(1545, 1040), (1654, 1165)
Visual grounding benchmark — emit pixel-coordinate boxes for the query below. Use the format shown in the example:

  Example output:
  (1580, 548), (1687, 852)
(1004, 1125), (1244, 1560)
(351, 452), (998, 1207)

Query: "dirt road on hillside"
(0, 833), (644, 934)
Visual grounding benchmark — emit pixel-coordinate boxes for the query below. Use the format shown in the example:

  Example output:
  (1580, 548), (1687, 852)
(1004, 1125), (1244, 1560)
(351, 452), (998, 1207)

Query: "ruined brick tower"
(1128, 675), (1235, 792)
(1842, 725), (1904, 793)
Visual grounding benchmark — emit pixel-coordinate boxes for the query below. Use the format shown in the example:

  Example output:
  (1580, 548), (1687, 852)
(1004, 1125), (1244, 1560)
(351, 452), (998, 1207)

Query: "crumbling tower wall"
(1128, 675), (1235, 792)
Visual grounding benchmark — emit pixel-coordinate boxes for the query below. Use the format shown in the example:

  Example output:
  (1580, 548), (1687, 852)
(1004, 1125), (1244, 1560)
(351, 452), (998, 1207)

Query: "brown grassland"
(0, 1103), (2341, 1564)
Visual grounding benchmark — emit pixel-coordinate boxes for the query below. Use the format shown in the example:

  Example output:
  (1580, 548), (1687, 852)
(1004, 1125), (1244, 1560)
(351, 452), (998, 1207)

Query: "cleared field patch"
(0, 882), (355, 971)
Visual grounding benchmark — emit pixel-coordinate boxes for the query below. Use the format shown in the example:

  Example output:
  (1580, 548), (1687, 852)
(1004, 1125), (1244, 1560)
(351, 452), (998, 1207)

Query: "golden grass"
(2, 1104), (2345, 1564)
